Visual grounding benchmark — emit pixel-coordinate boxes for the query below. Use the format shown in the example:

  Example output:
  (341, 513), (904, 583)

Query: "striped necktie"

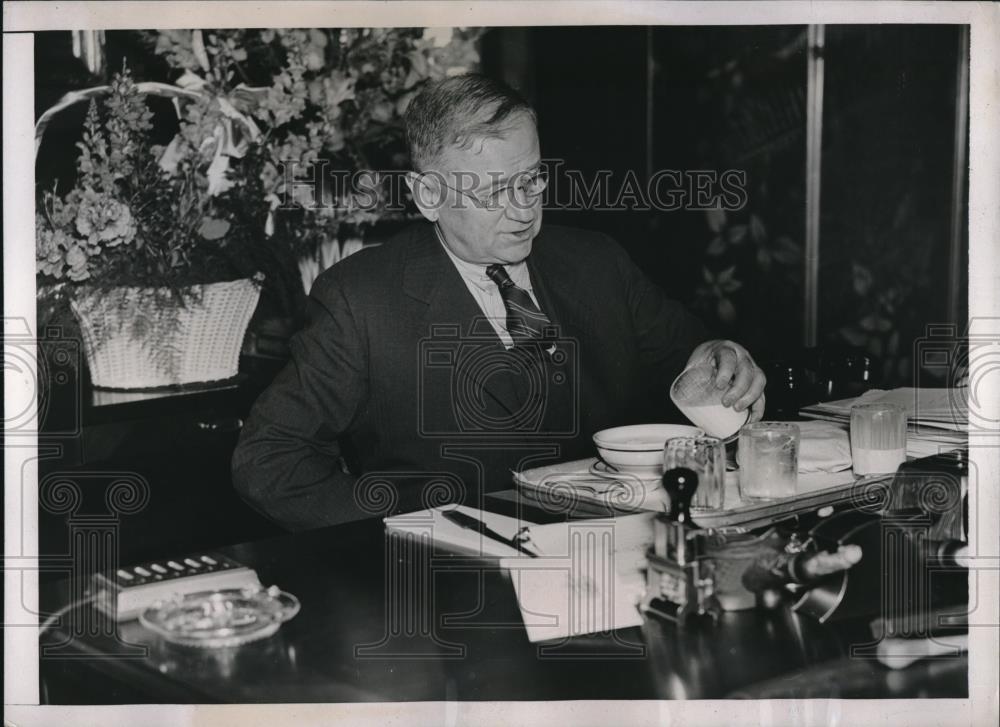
(485, 264), (551, 345)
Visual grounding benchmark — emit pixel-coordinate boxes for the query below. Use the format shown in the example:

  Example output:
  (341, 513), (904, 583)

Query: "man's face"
(418, 113), (543, 265)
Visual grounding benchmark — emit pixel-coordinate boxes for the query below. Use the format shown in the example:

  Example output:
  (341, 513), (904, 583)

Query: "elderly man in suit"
(233, 74), (767, 531)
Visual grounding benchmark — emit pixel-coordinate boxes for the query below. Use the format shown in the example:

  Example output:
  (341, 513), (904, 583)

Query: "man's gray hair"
(404, 73), (536, 171)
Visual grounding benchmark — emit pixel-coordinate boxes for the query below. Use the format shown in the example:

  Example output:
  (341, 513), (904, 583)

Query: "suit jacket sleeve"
(613, 240), (711, 419)
(232, 268), (370, 531)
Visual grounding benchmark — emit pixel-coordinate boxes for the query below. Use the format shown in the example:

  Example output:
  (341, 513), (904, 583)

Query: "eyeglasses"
(419, 170), (548, 212)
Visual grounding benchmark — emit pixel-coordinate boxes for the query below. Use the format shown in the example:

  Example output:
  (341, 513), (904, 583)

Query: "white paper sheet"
(384, 504), (537, 558)
(500, 514), (655, 642)
(802, 387), (969, 430)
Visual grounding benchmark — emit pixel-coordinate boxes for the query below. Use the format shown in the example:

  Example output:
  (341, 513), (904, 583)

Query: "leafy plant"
(694, 204), (803, 351)
(151, 28), (483, 275)
(684, 28), (808, 356)
(36, 27), (484, 338)
(829, 191), (937, 385)
(838, 262), (899, 369)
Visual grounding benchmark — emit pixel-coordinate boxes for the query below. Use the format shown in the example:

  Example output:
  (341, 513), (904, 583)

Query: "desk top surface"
(40, 494), (967, 703)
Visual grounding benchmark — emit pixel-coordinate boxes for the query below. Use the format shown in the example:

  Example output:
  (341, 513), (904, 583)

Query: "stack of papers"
(800, 387), (968, 458)
(499, 513), (653, 643)
(385, 506), (653, 642)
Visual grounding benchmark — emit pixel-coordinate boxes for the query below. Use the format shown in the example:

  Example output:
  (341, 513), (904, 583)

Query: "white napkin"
(795, 420), (852, 473)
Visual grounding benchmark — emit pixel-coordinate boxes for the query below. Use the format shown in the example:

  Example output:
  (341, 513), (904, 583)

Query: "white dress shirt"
(436, 227), (542, 348)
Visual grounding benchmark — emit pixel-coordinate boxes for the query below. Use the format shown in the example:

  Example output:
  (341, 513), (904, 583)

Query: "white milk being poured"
(670, 362), (750, 439)
(682, 402), (749, 440)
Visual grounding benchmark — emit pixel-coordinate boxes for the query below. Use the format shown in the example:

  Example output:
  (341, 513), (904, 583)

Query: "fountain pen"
(441, 509), (539, 557)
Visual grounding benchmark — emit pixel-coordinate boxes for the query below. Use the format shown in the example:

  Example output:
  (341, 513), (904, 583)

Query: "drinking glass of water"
(738, 422), (800, 501)
(663, 436), (727, 511)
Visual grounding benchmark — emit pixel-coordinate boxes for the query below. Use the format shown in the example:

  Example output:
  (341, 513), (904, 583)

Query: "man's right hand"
(797, 544), (863, 580)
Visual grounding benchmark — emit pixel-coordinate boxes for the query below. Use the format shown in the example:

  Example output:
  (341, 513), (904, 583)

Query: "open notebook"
(385, 506), (654, 642)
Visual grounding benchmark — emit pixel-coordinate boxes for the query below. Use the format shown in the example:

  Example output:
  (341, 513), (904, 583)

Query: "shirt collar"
(434, 225), (532, 292)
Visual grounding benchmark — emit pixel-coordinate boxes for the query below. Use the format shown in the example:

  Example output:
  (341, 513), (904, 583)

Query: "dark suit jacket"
(233, 222), (708, 530)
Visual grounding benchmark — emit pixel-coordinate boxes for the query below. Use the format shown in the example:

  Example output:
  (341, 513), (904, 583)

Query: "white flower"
(422, 27), (454, 48)
(175, 70), (208, 91)
(205, 126), (235, 196)
(157, 136), (184, 175)
(65, 245), (91, 281)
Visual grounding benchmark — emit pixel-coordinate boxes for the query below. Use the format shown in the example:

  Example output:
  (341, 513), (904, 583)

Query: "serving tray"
(515, 458), (893, 530)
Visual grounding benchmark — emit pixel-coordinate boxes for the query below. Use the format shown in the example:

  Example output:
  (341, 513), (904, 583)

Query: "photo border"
(4, 2), (998, 726)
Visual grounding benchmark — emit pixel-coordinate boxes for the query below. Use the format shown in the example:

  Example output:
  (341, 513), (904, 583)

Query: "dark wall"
(484, 24), (967, 383)
(819, 25), (966, 384)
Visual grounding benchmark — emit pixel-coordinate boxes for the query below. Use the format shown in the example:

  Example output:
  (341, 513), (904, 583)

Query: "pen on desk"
(441, 509), (539, 557)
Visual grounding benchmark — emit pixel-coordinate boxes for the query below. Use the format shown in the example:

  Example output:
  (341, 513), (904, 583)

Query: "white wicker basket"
(70, 279), (261, 389)
(38, 79), (266, 390)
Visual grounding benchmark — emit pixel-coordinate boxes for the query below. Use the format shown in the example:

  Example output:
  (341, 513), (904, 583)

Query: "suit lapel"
(526, 235), (596, 345)
(402, 225), (524, 425)
(526, 232), (605, 445)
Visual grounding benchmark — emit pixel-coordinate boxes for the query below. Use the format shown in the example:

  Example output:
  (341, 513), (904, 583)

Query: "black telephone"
(792, 449), (969, 624)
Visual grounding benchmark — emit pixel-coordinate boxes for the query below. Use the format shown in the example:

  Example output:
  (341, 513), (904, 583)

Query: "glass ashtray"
(139, 585), (300, 649)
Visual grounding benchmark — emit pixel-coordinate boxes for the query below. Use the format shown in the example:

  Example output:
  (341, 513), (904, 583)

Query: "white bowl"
(592, 424), (704, 474)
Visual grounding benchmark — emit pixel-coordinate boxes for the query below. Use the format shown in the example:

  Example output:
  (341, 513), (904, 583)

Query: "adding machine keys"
(641, 467), (722, 625)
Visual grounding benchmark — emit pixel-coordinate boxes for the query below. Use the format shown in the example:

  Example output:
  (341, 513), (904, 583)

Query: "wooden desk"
(37, 357), (287, 572)
(38, 494), (967, 703)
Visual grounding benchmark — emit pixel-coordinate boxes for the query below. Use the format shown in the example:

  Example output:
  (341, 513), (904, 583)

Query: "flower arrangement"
(33, 63), (270, 387)
(35, 27), (482, 385)
(36, 27), (483, 331)
(36, 69), (261, 289)
(151, 27), (483, 292)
